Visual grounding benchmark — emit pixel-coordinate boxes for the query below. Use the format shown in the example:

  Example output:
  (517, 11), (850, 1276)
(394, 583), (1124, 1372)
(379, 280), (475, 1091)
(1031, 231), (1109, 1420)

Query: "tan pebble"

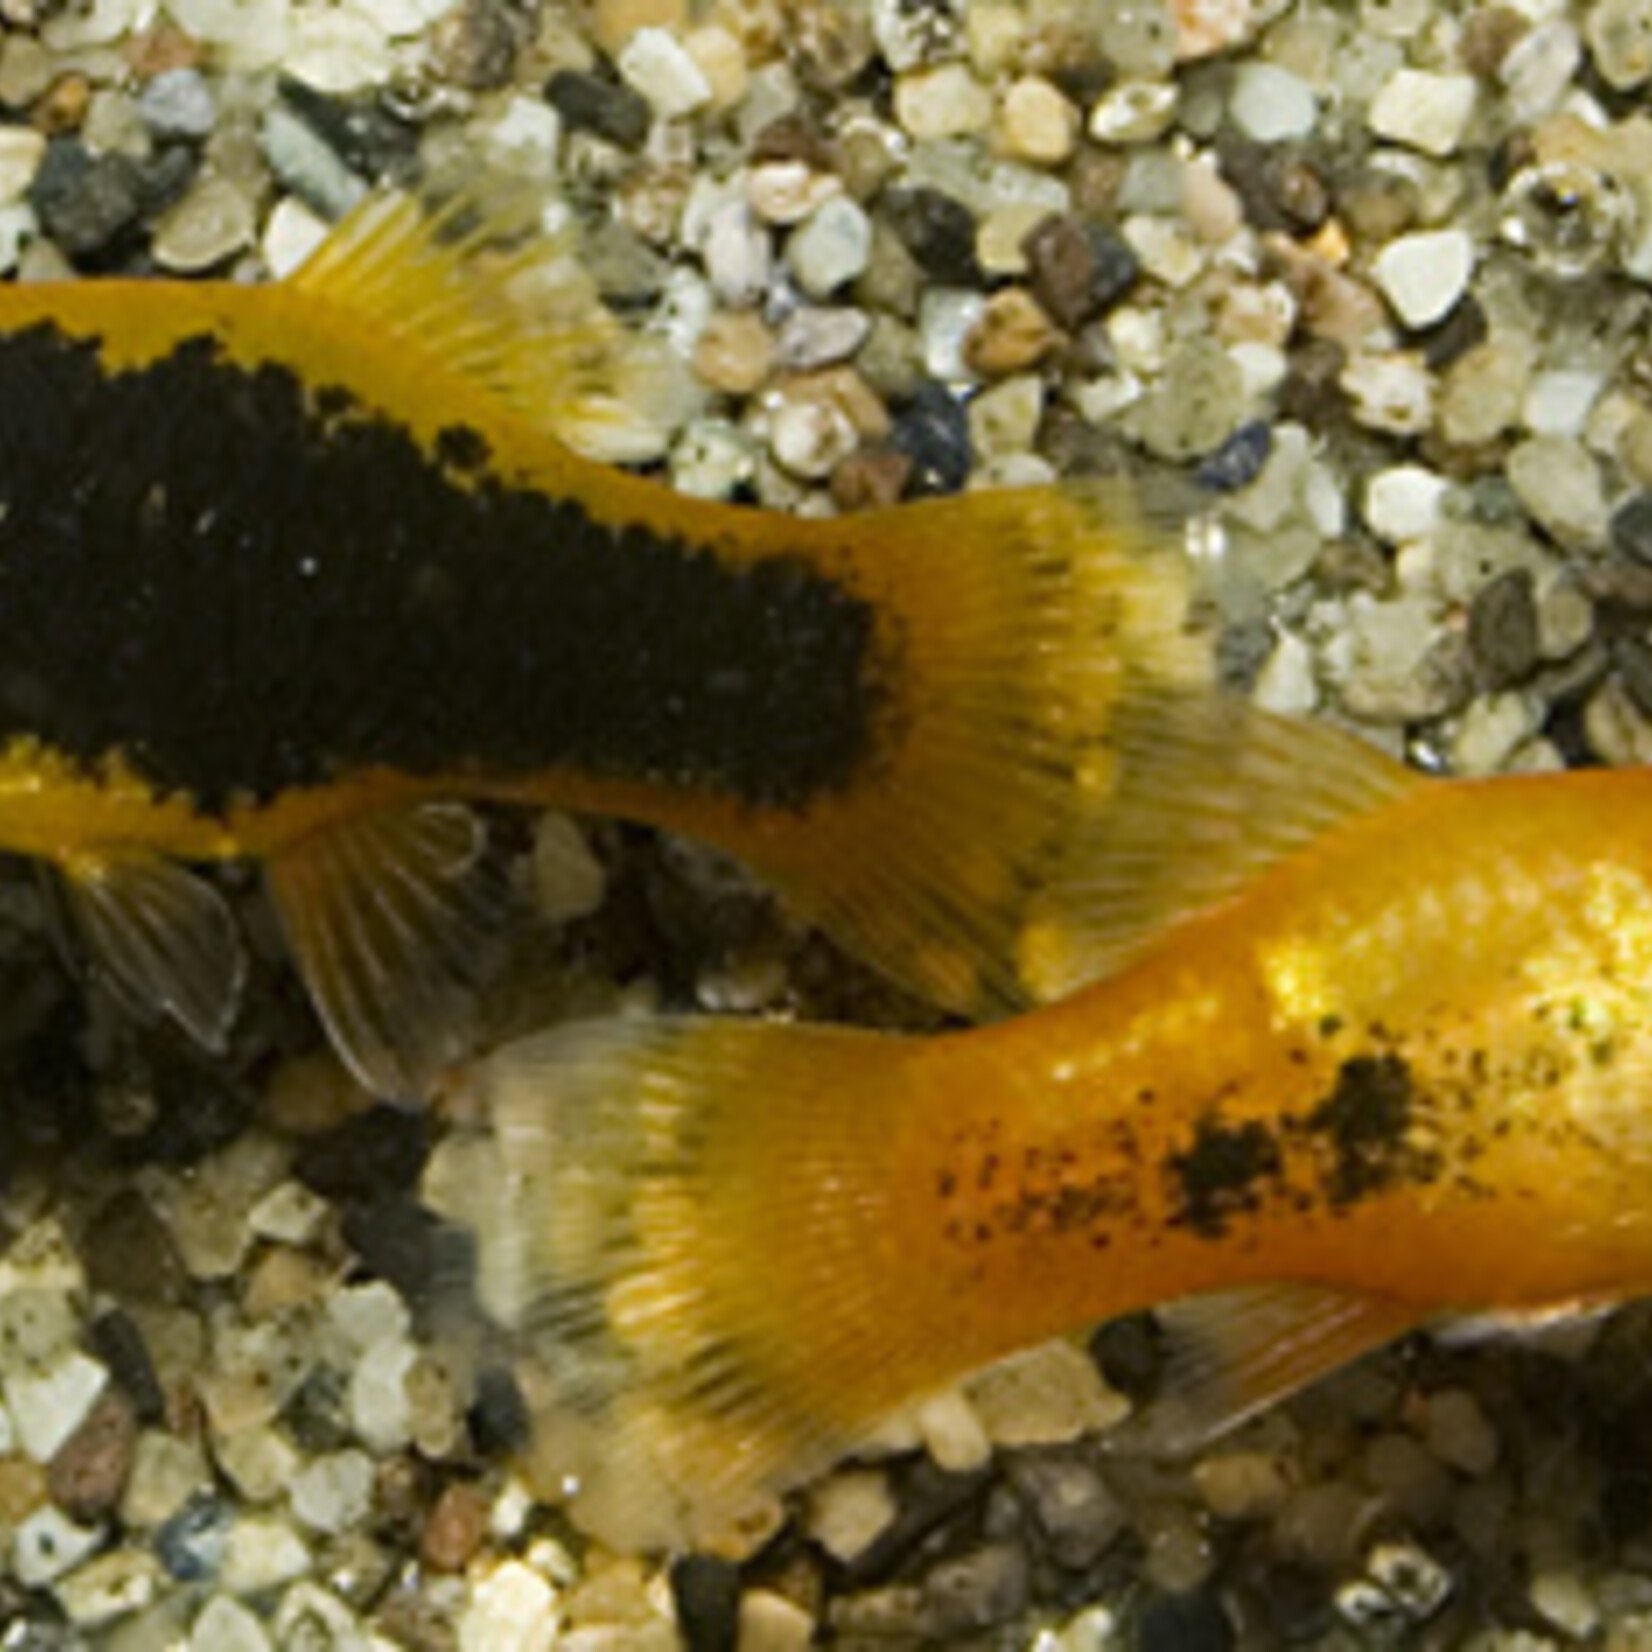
(710, 0), (784, 57)
(32, 73), (91, 134)
(787, 365), (890, 439)
(1174, 0), (1256, 59)
(738, 1588), (814, 1652)
(47, 1391), (136, 1522)
(964, 287), (1063, 376)
(996, 75), (1080, 166)
(242, 1246), (334, 1320)
(1459, 5), (1529, 76)
(260, 1051), (374, 1135)
(693, 309), (775, 394)
(1622, 406), (1652, 483)
(976, 202), (1050, 277)
(0, 1457), (47, 1525)
(685, 24), (746, 106)
(830, 448), (911, 511)
(420, 1482), (489, 1572)
(590, 0), (685, 58)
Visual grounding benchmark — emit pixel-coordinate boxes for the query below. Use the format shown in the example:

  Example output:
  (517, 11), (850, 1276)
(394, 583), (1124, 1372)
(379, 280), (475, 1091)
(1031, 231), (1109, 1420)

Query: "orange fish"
(469, 692), (1652, 1547)
(0, 183), (1200, 1096)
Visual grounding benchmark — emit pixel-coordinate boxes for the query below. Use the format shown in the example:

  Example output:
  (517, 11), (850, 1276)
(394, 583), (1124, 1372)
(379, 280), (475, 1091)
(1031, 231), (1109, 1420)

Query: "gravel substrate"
(5, 0), (1652, 1645)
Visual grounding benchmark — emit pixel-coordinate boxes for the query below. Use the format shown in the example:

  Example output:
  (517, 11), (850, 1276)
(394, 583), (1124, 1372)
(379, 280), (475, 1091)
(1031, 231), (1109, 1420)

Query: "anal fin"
(266, 802), (513, 1102)
(1106, 1284), (1423, 1459)
(55, 850), (245, 1052)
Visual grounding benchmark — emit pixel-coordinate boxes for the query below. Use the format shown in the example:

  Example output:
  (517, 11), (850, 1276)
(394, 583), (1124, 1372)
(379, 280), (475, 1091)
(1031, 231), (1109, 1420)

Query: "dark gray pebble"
(469, 1364), (532, 1455)
(295, 1103), (429, 1200)
(84, 1189), (185, 1306)
(276, 76), (418, 182)
(882, 187), (981, 285)
(1136, 1588), (1236, 1652)
(155, 1492), (232, 1581)
(922, 1540), (1030, 1636)
(544, 68), (651, 149)
(1468, 567), (1540, 688)
(1610, 491), (1652, 565)
(90, 1307), (166, 1424)
(1089, 1313), (1164, 1402)
(1023, 214), (1138, 331)
(891, 382), (972, 496)
(341, 1197), (474, 1316)
(1417, 292), (1488, 370)
(1614, 634), (1652, 722)
(1197, 420), (1272, 492)
(29, 138), (144, 260)
(1006, 1451), (1127, 1571)
(670, 1554), (742, 1652)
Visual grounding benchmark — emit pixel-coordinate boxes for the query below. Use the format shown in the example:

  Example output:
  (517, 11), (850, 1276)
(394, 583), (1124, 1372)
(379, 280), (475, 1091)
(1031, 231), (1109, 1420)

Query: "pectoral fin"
(266, 802), (513, 1102)
(1106, 1283), (1423, 1458)
(55, 850), (245, 1052)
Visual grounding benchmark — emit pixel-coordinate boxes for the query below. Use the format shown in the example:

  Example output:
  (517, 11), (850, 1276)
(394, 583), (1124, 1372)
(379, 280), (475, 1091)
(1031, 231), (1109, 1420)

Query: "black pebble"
(29, 138), (144, 261)
(469, 1363), (532, 1455)
(544, 69), (652, 149)
(1415, 292), (1488, 371)
(1611, 491), (1652, 565)
(341, 1197), (474, 1315)
(883, 186), (981, 284)
(134, 144), (199, 218)
(1089, 1313), (1164, 1402)
(1136, 1588), (1236, 1652)
(892, 382), (972, 496)
(89, 1308), (166, 1424)
(670, 1554), (742, 1652)
(1467, 567), (1540, 688)
(1197, 420), (1272, 492)
(295, 1103), (430, 1200)
(114, 1044), (253, 1167)
(1246, 1561), (1336, 1644)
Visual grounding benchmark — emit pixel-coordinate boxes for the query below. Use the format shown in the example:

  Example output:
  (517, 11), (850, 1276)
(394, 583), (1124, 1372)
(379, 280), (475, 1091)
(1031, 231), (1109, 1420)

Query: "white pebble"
(482, 97), (561, 170)
(13, 1507), (102, 1587)
(190, 1596), (273, 1652)
(914, 1387), (992, 1473)
(460, 1560), (562, 1652)
(328, 1280), (410, 1350)
(1122, 214), (1206, 287)
(261, 195), (330, 279)
(920, 287), (988, 382)
(1502, 20), (1582, 120)
(1506, 434), (1608, 548)
(739, 1590), (815, 1652)
(1340, 351), (1435, 435)
(0, 126), (43, 209)
(1367, 68), (1477, 155)
(1530, 1568), (1602, 1638)
(1254, 630), (1320, 716)
(6, 1352), (107, 1462)
(54, 1550), (160, 1627)
(1587, 0), (1652, 88)
(1364, 464), (1451, 544)
(221, 1516), (312, 1594)
(1451, 692), (1540, 775)
(249, 1179), (329, 1246)
(964, 1341), (1129, 1448)
(1372, 228), (1474, 329)
(774, 307), (870, 370)
(768, 396), (858, 479)
(290, 1449), (375, 1535)
(804, 1468), (897, 1563)
(349, 1337), (417, 1453)
(284, 5), (390, 94)
(702, 202), (772, 306)
(787, 196), (872, 298)
(618, 27), (710, 119)
(895, 62), (993, 139)
(1088, 81), (1178, 144)
(1523, 368), (1605, 436)
(998, 75), (1080, 165)
(1229, 61), (1319, 141)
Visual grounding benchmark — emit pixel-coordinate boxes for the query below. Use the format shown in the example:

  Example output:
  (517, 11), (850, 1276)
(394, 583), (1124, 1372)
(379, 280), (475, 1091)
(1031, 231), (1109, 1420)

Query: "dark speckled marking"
(1300, 1053), (1434, 1206)
(1167, 1115), (1282, 1238)
(0, 324), (888, 812)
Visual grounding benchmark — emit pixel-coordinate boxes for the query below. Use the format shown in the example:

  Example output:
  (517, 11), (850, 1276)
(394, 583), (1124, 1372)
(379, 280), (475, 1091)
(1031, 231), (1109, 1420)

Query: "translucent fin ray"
(267, 802), (512, 1101)
(56, 850), (245, 1051)
(289, 184), (676, 463)
(1106, 1284), (1422, 1459)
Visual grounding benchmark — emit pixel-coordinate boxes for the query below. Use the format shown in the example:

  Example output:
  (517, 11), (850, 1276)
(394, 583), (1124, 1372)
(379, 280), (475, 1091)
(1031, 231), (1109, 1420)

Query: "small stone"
(531, 812), (607, 923)
(919, 287), (988, 383)
(1229, 61), (1318, 142)
(189, 1596), (272, 1652)
(895, 63), (993, 140)
(1335, 1539), (1453, 1629)
(1613, 491), (1652, 563)
(618, 26), (711, 119)
(0, 127), (45, 209)
(738, 1590), (813, 1652)
(422, 1482), (488, 1572)
(1122, 214), (1206, 287)
(155, 1492), (232, 1581)
(1368, 69), (1476, 156)
(1506, 434), (1608, 549)
(923, 1541), (1030, 1637)
(1254, 629), (1319, 715)
(884, 186), (980, 284)
(747, 159), (839, 227)
(964, 1342), (1129, 1448)
(872, 0), (961, 71)
(460, 1558), (562, 1651)
(543, 68), (651, 150)
(1193, 1450), (1296, 1520)
(290, 1449), (374, 1535)
(1468, 569), (1540, 689)
(1524, 368), (1604, 437)
(28, 138), (143, 258)
(7, 1353), (108, 1464)
(1133, 337), (1248, 460)
(701, 202), (771, 306)
(349, 1336), (417, 1453)
(1371, 228), (1474, 329)
(261, 195), (330, 278)
(215, 1425), (300, 1504)
(775, 306), (871, 370)
(54, 1548), (159, 1627)
(1420, 1386), (1499, 1475)
(248, 1180), (329, 1247)
(221, 1515), (311, 1594)
(122, 1432), (211, 1529)
(1502, 19), (1581, 120)
(968, 374), (1044, 460)
(1088, 80), (1179, 144)
(769, 395), (859, 479)
(1137, 1589), (1235, 1651)
(1530, 1568), (1602, 1638)
(1339, 350), (1434, 436)
(13, 1504), (101, 1586)
(1439, 335), (1531, 447)
(805, 1467), (896, 1563)
(136, 67), (214, 139)
(1007, 1451), (1127, 1568)
(891, 380), (973, 495)
(787, 195), (872, 298)
(997, 76), (1080, 166)
(964, 288), (1062, 376)
(1364, 464), (1450, 544)
(48, 1389), (135, 1521)
(1450, 691), (1539, 775)
(1197, 419), (1272, 491)
(1587, 0), (1652, 89)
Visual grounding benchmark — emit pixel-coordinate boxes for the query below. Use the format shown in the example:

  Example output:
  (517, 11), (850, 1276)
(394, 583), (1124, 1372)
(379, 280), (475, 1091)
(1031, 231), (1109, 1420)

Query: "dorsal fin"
(1016, 695), (1421, 1002)
(289, 184), (676, 464)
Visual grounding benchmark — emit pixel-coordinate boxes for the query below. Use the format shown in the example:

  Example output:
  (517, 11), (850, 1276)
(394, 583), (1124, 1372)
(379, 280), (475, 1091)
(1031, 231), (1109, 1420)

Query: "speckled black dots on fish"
(0, 324), (886, 813)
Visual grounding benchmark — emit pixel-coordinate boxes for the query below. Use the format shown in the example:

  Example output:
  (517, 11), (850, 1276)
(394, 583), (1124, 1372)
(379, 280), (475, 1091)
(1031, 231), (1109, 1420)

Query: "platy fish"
(0, 184), (1200, 1096)
(471, 690), (1652, 1549)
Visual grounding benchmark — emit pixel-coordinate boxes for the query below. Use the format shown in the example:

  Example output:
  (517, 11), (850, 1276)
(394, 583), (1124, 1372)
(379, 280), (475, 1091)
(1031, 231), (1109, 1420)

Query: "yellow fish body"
(0, 188), (1199, 1094)
(473, 701), (1652, 1548)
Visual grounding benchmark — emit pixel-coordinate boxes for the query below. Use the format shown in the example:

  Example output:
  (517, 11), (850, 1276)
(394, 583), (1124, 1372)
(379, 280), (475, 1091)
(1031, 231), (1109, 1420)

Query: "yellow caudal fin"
(444, 1014), (928, 1552)
(289, 182), (682, 464)
(741, 481), (1418, 1018)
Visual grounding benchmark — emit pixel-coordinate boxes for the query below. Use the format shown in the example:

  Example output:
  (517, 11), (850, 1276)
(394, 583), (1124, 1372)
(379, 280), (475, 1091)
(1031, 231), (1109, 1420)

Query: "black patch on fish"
(0, 324), (888, 813)
(1301, 1053), (1426, 1206)
(1168, 1115), (1281, 1238)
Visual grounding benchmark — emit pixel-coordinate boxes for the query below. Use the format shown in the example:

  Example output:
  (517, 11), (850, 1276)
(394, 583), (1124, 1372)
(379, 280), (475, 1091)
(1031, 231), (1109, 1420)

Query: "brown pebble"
(1336, 167), (1420, 243)
(260, 1051), (374, 1135)
(123, 23), (202, 76)
(830, 448), (912, 511)
(693, 310), (775, 395)
(751, 113), (834, 169)
(1277, 338), (1349, 425)
(420, 1481), (489, 1573)
(48, 1391), (136, 1522)
(242, 1246), (335, 1320)
(1459, 5), (1530, 76)
(32, 73), (90, 134)
(964, 287), (1064, 376)
(84, 1190), (185, 1307)
(0, 1457), (46, 1526)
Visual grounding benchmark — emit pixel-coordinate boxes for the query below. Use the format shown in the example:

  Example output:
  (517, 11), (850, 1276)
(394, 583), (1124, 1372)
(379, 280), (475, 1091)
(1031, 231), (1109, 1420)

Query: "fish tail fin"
(452, 1014), (923, 1551)
(752, 480), (1419, 1015)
